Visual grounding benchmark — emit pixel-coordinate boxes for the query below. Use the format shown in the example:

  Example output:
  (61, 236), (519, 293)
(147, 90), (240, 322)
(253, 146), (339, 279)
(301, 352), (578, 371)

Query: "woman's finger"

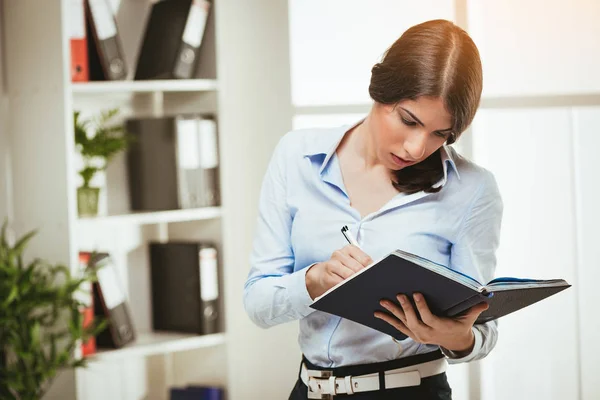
(374, 311), (414, 340)
(328, 260), (354, 279)
(337, 250), (368, 273)
(413, 293), (440, 328)
(344, 245), (373, 267)
(398, 294), (430, 333)
(323, 271), (344, 289)
(464, 302), (490, 323)
(380, 300), (406, 324)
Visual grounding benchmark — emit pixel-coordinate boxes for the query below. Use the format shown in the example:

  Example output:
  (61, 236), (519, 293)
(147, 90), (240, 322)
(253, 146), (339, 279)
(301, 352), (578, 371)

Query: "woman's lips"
(391, 153), (413, 167)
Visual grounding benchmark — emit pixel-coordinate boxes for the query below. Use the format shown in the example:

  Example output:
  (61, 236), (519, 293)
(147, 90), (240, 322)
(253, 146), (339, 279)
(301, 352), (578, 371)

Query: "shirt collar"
(303, 119), (461, 184)
(440, 144), (461, 183)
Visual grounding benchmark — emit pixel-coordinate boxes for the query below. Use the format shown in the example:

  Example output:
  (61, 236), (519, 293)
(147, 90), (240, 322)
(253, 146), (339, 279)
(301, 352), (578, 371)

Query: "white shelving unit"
(77, 206), (223, 226)
(90, 332), (226, 362)
(2, 0), (296, 399)
(70, 79), (218, 94)
(1, 0), (227, 394)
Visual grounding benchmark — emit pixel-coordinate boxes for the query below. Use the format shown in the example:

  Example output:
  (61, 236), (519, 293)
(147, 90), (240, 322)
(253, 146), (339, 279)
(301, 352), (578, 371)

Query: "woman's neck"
(349, 116), (381, 170)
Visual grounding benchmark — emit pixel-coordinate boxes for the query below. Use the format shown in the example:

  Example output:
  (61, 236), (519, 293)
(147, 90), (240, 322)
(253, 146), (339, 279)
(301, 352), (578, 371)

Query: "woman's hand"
(306, 245), (373, 300)
(374, 293), (489, 354)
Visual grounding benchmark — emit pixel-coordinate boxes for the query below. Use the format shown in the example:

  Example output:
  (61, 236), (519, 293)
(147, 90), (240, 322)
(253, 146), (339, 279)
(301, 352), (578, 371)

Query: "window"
(288, 0), (456, 107)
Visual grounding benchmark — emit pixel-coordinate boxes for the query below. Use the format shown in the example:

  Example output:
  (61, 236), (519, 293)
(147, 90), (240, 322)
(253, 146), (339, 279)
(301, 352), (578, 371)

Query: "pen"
(341, 225), (362, 250)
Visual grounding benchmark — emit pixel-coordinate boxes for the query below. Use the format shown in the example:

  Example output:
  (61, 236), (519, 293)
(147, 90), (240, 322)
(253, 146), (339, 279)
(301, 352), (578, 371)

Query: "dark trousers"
(288, 350), (452, 400)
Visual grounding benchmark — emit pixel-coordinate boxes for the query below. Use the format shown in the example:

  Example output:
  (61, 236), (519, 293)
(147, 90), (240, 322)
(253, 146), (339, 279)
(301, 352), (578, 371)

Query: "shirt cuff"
(441, 326), (483, 363)
(285, 263), (318, 318)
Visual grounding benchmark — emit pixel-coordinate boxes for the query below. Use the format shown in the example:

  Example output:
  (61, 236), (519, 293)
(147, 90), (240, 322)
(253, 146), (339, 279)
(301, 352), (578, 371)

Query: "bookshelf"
(2, 0), (297, 399)
(70, 79), (219, 94)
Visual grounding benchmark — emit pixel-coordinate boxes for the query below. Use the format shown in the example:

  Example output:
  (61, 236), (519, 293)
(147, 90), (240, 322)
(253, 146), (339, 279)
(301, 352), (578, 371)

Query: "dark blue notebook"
(310, 249), (571, 340)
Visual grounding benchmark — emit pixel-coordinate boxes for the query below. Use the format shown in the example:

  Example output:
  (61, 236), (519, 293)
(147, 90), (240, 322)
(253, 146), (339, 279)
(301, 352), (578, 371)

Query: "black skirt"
(288, 350), (452, 400)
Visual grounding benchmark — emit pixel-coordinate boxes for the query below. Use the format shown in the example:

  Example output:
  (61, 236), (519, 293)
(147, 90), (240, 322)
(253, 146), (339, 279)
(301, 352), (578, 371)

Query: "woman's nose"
(403, 131), (427, 160)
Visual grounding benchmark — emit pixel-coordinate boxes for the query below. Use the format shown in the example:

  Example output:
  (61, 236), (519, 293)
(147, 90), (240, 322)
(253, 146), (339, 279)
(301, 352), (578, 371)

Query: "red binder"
(86, 252), (136, 348)
(78, 252), (96, 356)
(69, 0), (89, 82)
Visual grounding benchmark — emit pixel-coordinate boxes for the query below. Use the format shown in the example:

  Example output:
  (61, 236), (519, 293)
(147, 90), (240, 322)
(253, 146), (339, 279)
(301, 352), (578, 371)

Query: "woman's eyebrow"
(399, 107), (425, 127)
(399, 107), (452, 132)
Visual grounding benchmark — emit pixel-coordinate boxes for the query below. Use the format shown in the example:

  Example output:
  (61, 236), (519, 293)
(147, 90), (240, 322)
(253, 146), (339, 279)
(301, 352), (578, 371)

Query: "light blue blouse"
(244, 120), (504, 367)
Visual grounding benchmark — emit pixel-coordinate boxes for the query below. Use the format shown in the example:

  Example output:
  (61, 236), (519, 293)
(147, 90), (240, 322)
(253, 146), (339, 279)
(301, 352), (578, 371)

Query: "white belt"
(300, 357), (447, 399)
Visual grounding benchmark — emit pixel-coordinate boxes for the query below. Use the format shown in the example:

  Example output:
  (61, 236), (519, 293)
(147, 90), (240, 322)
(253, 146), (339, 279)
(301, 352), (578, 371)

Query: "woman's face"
(371, 96), (454, 171)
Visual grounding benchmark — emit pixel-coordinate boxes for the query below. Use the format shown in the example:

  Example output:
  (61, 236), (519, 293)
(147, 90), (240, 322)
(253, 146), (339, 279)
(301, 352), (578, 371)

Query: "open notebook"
(311, 249), (571, 340)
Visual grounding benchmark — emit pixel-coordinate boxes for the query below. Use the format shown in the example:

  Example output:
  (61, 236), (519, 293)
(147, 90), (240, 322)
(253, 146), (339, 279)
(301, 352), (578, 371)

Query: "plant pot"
(77, 186), (100, 217)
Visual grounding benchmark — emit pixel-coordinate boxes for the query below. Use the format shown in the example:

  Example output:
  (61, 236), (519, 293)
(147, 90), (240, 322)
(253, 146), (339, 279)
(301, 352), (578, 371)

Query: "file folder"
(149, 242), (220, 335)
(85, 252), (136, 348)
(85, 0), (128, 80)
(126, 115), (221, 211)
(135, 0), (211, 80)
(69, 0), (89, 82)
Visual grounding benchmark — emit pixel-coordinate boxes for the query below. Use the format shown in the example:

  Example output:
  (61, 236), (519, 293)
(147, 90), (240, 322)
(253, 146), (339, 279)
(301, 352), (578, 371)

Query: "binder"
(135, 0), (211, 80)
(78, 252), (96, 356)
(126, 115), (220, 211)
(126, 117), (179, 211)
(184, 385), (224, 400)
(85, 0), (127, 80)
(175, 115), (220, 208)
(149, 242), (220, 335)
(69, 0), (89, 82)
(170, 385), (224, 400)
(85, 252), (136, 348)
(311, 249), (571, 341)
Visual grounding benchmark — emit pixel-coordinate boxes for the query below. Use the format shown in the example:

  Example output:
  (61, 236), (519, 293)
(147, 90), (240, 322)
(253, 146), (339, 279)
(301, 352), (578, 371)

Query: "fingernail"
(397, 295), (405, 304)
(374, 313), (380, 319)
(414, 293), (422, 302)
(380, 300), (388, 307)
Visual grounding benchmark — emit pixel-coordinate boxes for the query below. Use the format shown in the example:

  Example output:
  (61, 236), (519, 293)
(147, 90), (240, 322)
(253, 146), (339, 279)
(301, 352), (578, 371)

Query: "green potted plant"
(0, 221), (106, 399)
(74, 108), (132, 217)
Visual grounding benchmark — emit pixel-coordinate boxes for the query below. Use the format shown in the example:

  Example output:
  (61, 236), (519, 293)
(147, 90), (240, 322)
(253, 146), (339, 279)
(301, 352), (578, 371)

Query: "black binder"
(126, 115), (220, 211)
(149, 242), (220, 335)
(134, 0), (211, 80)
(85, 0), (128, 80)
(311, 249), (571, 341)
(86, 252), (136, 348)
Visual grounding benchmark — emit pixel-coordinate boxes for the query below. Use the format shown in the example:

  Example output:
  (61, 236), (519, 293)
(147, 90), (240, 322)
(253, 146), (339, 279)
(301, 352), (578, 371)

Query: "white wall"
(0, 0), (9, 219)
(470, 108), (600, 400)
(288, 0), (456, 106)
(467, 0), (600, 97)
(215, 1), (299, 399)
(472, 109), (580, 400)
(572, 108), (600, 400)
(466, 1), (600, 398)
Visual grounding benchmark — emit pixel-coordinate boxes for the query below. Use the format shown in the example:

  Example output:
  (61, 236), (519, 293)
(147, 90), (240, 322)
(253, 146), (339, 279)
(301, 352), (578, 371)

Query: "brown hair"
(369, 19), (483, 194)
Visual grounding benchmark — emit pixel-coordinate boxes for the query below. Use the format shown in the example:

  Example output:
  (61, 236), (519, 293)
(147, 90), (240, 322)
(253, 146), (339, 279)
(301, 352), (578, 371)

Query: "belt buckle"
(307, 369), (333, 399)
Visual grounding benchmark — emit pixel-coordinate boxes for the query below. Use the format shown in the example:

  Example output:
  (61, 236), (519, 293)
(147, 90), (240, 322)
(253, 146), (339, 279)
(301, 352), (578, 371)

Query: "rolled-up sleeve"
(444, 171), (504, 363)
(243, 133), (316, 329)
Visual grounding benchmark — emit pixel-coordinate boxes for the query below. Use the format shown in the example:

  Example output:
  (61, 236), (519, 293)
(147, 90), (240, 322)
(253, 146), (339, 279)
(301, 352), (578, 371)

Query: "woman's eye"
(434, 131), (449, 138)
(401, 117), (417, 126)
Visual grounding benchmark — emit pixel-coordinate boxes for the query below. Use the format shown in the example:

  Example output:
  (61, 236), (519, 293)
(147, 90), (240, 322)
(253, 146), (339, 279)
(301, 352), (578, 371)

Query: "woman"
(244, 19), (503, 399)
